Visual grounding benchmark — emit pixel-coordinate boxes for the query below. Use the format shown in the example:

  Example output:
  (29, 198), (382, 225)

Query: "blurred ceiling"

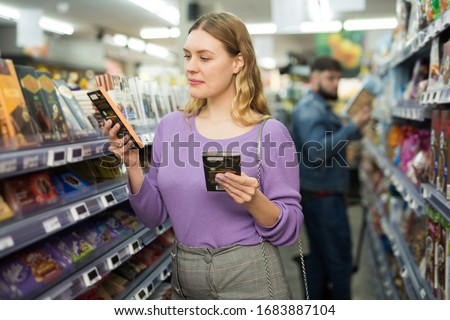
(0, 0), (397, 66)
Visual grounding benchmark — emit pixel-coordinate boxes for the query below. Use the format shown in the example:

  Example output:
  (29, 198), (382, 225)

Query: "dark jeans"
(302, 191), (352, 299)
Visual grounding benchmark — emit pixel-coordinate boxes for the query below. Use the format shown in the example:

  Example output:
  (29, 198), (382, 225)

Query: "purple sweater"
(129, 111), (303, 248)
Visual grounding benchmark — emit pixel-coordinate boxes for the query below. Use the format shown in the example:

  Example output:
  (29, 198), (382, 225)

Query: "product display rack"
(36, 219), (172, 300)
(116, 249), (172, 300)
(421, 184), (450, 222)
(366, 203), (399, 299)
(361, 5), (450, 301)
(0, 115), (169, 300)
(0, 138), (108, 180)
(363, 140), (425, 215)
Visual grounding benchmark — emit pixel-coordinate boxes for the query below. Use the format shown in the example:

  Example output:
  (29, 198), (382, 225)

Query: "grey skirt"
(170, 239), (292, 300)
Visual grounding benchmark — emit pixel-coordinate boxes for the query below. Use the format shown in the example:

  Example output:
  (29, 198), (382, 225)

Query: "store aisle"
(279, 204), (378, 300)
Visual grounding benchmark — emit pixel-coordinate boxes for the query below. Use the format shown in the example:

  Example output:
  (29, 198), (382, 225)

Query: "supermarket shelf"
(37, 225), (147, 299)
(391, 103), (431, 122)
(37, 219), (172, 300)
(0, 178), (129, 259)
(0, 138), (108, 179)
(421, 85), (450, 105)
(388, 223), (435, 300)
(420, 184), (450, 222)
(117, 249), (172, 300)
(373, 200), (434, 299)
(363, 140), (425, 215)
(0, 130), (154, 180)
(367, 207), (400, 300)
(376, 11), (450, 75)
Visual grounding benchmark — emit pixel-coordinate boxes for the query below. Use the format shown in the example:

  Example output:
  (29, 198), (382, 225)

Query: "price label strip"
(70, 203), (90, 221)
(159, 268), (171, 281)
(82, 144), (92, 158)
(147, 282), (154, 296)
(106, 253), (121, 270)
(47, 149), (66, 167)
(67, 147), (83, 163)
(100, 192), (117, 208)
(155, 224), (165, 235)
(22, 155), (39, 170)
(128, 240), (142, 255)
(0, 158), (18, 174)
(134, 288), (148, 300)
(82, 267), (101, 287)
(43, 216), (62, 234)
(0, 236), (14, 251)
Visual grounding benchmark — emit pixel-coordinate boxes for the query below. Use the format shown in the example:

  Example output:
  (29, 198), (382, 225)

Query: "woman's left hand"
(215, 172), (259, 205)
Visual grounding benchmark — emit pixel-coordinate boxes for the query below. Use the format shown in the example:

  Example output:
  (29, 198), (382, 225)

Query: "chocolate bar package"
(0, 243), (66, 299)
(202, 151), (241, 191)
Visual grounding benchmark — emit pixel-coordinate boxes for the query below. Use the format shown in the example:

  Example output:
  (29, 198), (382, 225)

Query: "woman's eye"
(200, 57), (210, 61)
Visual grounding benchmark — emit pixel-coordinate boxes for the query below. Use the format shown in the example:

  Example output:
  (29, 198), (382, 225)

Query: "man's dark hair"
(311, 56), (342, 72)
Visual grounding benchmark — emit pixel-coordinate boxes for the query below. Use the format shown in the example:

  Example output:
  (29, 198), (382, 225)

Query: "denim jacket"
(291, 90), (362, 194)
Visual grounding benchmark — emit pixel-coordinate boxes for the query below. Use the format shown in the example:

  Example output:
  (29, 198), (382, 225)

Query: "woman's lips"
(188, 79), (203, 85)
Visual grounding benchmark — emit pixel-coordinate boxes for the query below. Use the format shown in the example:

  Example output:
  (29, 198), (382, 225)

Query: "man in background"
(291, 56), (371, 299)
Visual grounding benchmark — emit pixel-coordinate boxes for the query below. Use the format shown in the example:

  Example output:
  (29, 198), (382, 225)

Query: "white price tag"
(100, 193), (116, 207)
(43, 216), (61, 234)
(95, 144), (103, 155)
(128, 240), (142, 255)
(47, 149), (66, 167)
(404, 193), (412, 202)
(0, 159), (17, 174)
(22, 155), (39, 170)
(147, 282), (154, 296)
(134, 288), (148, 300)
(107, 253), (121, 270)
(70, 203), (90, 221)
(159, 268), (171, 281)
(82, 267), (101, 287)
(82, 145), (92, 158)
(67, 147), (83, 163)
(421, 186), (429, 198)
(155, 224), (165, 235)
(400, 267), (408, 278)
(0, 236), (14, 251)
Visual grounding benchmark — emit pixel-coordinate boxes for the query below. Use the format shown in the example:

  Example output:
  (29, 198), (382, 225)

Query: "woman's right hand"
(104, 120), (140, 168)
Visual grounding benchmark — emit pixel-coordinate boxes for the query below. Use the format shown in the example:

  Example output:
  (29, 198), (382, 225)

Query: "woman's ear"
(233, 53), (244, 74)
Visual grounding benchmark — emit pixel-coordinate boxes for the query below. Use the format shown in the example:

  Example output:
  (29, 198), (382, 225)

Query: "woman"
(105, 12), (303, 300)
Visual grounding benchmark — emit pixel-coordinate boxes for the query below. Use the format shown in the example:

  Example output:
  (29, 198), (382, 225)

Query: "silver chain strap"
(259, 236), (274, 299)
(256, 119), (309, 300)
(297, 234), (309, 300)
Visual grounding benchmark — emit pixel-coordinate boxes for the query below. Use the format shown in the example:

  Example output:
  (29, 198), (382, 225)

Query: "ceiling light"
(113, 34), (128, 47)
(300, 21), (342, 33)
(140, 27), (180, 39)
(128, 37), (146, 52)
(343, 18), (398, 31)
(145, 42), (171, 59)
(39, 17), (74, 35)
(246, 23), (277, 35)
(128, 0), (179, 25)
(0, 4), (20, 20)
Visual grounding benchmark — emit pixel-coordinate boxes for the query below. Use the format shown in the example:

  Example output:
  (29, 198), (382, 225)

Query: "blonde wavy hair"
(182, 12), (271, 126)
